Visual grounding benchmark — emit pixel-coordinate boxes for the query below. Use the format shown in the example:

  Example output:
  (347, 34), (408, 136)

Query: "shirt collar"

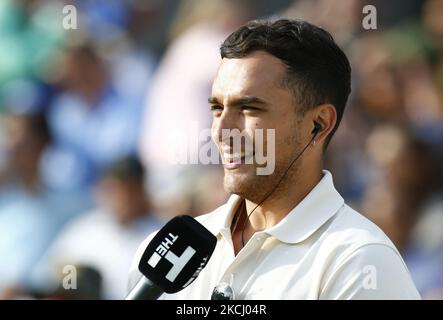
(203, 170), (344, 244)
(203, 194), (241, 237)
(266, 170), (344, 244)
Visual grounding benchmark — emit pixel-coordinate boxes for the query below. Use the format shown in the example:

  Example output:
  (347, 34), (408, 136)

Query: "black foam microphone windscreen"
(137, 215), (217, 294)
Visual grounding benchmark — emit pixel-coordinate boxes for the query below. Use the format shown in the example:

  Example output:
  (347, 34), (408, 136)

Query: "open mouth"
(222, 151), (254, 169)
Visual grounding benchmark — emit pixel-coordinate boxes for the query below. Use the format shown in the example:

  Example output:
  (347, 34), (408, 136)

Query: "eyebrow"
(208, 95), (268, 106)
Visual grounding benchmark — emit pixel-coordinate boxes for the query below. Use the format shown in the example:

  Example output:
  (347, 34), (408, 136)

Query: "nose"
(212, 108), (243, 145)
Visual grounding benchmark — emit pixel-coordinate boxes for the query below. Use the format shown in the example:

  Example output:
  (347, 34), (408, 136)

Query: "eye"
(210, 105), (223, 116)
(241, 105), (260, 112)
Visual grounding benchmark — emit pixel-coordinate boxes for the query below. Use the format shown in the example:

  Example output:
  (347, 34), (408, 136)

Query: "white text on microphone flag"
(165, 247), (196, 282)
(146, 232), (197, 282)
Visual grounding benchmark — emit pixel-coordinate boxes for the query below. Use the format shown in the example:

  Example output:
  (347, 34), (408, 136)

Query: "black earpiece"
(312, 121), (322, 136)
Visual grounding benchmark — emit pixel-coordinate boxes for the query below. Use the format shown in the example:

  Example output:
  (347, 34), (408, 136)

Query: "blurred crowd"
(0, 0), (442, 299)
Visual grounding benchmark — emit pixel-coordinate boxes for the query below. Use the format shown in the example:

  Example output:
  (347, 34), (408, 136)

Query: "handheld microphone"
(125, 215), (217, 300)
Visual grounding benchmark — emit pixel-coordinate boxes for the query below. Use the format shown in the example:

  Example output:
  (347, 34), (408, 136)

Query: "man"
(129, 19), (420, 299)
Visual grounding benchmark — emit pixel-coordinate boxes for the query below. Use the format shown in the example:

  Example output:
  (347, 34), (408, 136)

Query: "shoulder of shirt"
(318, 204), (420, 299)
(320, 203), (401, 258)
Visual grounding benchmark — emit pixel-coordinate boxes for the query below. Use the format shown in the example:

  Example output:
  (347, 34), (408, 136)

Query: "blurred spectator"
(30, 157), (163, 299)
(0, 0), (442, 300)
(283, 0), (361, 44)
(361, 124), (443, 298)
(71, 0), (169, 56)
(0, 112), (59, 292)
(0, 0), (65, 92)
(44, 42), (151, 191)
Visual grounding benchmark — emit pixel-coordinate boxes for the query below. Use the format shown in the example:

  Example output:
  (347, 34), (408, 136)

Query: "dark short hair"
(220, 19), (351, 147)
(103, 156), (145, 182)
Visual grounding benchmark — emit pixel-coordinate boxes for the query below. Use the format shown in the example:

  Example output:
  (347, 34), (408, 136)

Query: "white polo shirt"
(128, 171), (420, 299)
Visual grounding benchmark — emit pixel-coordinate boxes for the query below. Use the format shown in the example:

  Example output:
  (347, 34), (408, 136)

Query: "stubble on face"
(222, 118), (304, 204)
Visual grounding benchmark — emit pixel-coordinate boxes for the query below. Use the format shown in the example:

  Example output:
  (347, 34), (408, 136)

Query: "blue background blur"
(0, 0), (442, 299)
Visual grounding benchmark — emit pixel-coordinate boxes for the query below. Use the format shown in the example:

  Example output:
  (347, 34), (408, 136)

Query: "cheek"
(244, 121), (262, 145)
(274, 123), (299, 157)
(244, 119), (264, 133)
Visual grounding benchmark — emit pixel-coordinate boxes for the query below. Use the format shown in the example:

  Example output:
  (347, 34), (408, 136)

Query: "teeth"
(223, 152), (253, 160)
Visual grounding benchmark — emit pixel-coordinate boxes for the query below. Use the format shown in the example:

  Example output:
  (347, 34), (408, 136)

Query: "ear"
(311, 104), (337, 145)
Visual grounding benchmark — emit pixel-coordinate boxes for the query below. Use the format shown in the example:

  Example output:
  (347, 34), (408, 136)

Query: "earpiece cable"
(240, 133), (317, 247)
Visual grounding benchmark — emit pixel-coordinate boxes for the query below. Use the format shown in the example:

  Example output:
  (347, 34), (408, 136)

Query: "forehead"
(212, 51), (287, 98)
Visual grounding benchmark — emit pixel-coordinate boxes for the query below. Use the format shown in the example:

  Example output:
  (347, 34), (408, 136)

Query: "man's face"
(210, 51), (307, 202)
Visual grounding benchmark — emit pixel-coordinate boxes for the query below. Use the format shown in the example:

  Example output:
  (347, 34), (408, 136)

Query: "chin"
(223, 169), (261, 200)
